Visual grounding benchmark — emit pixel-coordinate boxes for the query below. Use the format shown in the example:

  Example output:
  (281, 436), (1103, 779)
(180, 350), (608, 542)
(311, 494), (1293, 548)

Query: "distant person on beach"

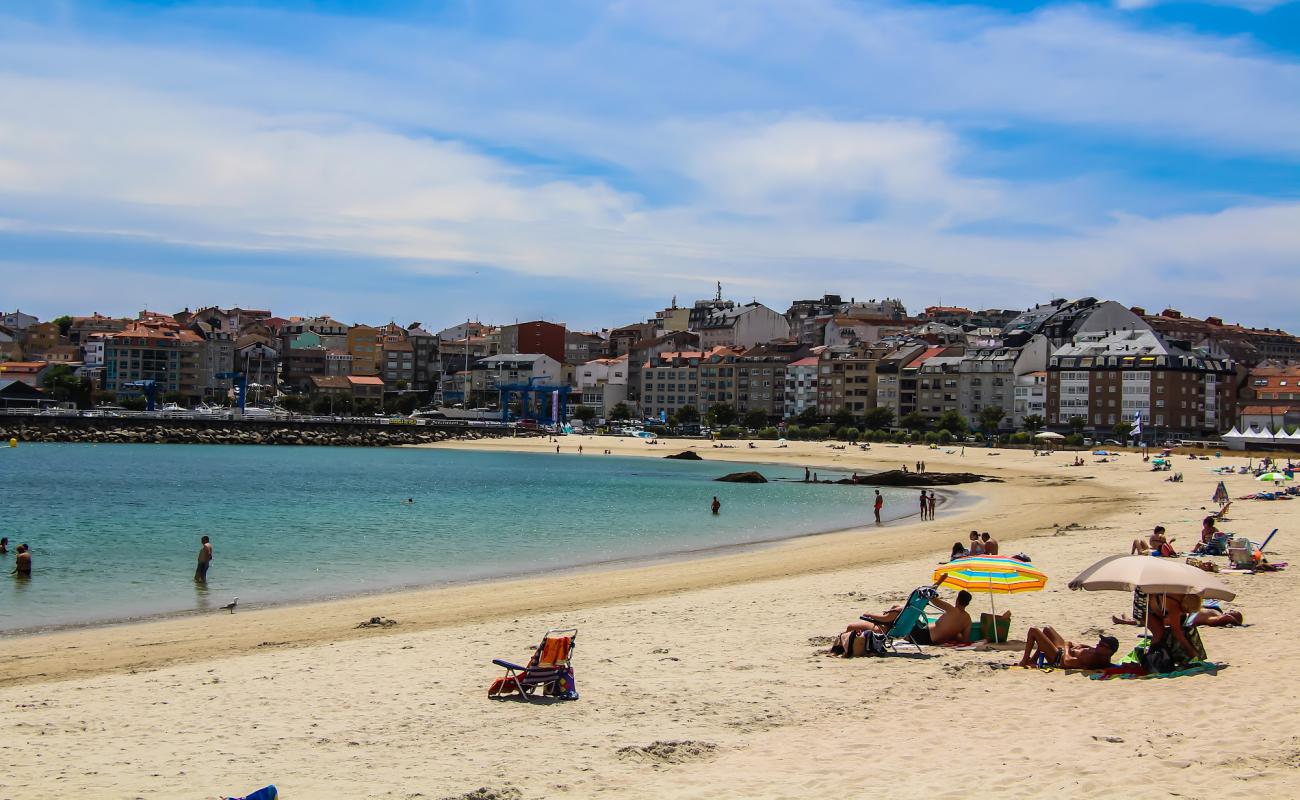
(578, 445), (583, 454)
(195, 535), (213, 583)
(0, 536), (7, 555)
(981, 532), (998, 555)
(927, 491), (937, 519)
(968, 530), (984, 556)
(556, 445), (561, 453)
(1018, 628), (1118, 669)
(1132, 526), (1173, 556)
(919, 490), (929, 520)
(950, 541), (968, 561)
(873, 490), (883, 523)
(804, 467), (810, 482)
(711, 496), (721, 515)
(12, 544), (31, 577)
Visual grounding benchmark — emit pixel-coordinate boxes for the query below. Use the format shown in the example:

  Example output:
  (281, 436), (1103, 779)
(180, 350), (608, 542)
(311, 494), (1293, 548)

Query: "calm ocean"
(0, 443), (916, 632)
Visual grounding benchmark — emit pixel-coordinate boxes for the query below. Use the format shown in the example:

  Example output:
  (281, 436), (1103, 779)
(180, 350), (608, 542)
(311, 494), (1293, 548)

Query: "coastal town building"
(281, 345), (328, 392)
(404, 325), (440, 393)
(565, 331), (606, 364)
(68, 314), (130, 345)
(103, 322), (190, 398)
(325, 349), (353, 377)
(784, 356), (820, 417)
(816, 342), (894, 417)
(380, 340), (416, 387)
(920, 306), (973, 327)
(347, 375), (385, 403)
(1045, 328), (1235, 434)
(0, 361), (54, 388)
(916, 354), (964, 422)
(696, 302), (792, 351)
(626, 330), (700, 414)
(822, 316), (912, 348)
(575, 355), (628, 420)
(640, 350), (703, 421)
(1012, 372), (1049, 429)
(1138, 307), (1300, 366)
(956, 337), (1050, 432)
(651, 300), (691, 334)
(0, 310), (39, 332)
(22, 322), (63, 359)
(606, 322), (657, 357)
(499, 320), (567, 365)
(346, 325), (381, 376)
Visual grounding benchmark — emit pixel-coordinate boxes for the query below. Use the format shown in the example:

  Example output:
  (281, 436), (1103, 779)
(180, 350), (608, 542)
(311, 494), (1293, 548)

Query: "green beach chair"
(863, 587), (934, 654)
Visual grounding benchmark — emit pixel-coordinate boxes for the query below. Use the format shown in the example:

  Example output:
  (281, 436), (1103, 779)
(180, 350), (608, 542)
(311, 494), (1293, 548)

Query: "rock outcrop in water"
(837, 470), (995, 486)
(714, 471), (768, 483)
(664, 450), (703, 460)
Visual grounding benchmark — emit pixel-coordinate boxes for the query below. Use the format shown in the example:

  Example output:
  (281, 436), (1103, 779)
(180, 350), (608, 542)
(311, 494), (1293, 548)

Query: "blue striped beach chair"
(489, 628), (579, 701)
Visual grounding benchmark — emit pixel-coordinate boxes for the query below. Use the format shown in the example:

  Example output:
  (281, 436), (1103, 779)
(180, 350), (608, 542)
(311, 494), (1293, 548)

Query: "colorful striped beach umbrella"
(932, 556), (1048, 616)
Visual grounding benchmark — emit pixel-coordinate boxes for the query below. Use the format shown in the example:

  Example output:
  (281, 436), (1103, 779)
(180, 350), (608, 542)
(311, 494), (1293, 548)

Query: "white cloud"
(0, 1), (1299, 328)
(1113, 0), (1291, 12)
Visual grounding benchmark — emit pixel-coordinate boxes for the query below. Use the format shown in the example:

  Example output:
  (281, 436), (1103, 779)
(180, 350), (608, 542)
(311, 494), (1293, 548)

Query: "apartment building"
(696, 302), (791, 351)
(575, 355), (628, 420)
(499, 320), (566, 365)
(957, 337), (1048, 432)
(1046, 328), (1235, 434)
(784, 356), (819, 417)
(1012, 372), (1048, 428)
(640, 350), (704, 421)
(816, 343), (894, 416)
(347, 325), (381, 376)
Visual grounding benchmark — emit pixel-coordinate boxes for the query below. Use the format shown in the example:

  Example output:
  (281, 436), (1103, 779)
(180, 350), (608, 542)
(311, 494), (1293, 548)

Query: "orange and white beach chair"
(488, 628), (578, 701)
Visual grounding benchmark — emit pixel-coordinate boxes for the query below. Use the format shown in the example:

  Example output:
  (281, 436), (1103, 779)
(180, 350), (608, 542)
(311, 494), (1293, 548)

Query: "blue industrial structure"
(498, 377), (570, 425)
(123, 379), (158, 411)
(215, 371), (248, 412)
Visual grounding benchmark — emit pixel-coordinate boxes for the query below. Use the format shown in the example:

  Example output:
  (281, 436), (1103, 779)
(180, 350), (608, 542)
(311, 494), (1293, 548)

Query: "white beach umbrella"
(1068, 555), (1236, 601)
(1034, 431), (1064, 440)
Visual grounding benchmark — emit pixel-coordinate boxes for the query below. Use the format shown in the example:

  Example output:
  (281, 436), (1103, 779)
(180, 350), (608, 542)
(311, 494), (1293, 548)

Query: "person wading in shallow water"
(711, 496), (721, 515)
(874, 490), (884, 523)
(195, 535), (213, 583)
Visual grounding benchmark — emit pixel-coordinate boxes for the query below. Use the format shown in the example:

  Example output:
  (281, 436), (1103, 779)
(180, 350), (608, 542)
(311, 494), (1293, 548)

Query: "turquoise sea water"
(0, 443), (918, 632)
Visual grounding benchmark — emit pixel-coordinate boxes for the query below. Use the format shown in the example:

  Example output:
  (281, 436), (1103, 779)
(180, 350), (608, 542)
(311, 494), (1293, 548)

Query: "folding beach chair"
(488, 628), (578, 701)
(862, 587), (934, 655)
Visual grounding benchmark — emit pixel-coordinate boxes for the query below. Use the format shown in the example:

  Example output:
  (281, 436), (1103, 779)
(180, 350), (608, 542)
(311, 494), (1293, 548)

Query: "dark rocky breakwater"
(0, 416), (521, 447)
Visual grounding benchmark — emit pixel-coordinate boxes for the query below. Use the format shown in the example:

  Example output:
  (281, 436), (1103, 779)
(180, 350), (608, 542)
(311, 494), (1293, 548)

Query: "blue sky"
(1, 0), (1298, 331)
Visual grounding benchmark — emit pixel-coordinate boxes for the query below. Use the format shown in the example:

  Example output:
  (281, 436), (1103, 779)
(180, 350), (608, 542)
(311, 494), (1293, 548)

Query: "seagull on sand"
(220, 597), (238, 614)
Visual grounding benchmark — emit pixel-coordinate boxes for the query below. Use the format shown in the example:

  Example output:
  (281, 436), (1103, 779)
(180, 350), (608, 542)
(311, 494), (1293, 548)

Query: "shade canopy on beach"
(933, 556), (1048, 594)
(1257, 472), (1292, 482)
(1033, 431), (1064, 440)
(1068, 555), (1236, 601)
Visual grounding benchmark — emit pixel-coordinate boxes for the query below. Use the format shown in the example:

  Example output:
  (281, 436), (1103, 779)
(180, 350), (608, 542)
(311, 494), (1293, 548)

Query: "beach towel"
(537, 635), (571, 667)
(226, 786), (277, 800)
(1089, 662), (1224, 681)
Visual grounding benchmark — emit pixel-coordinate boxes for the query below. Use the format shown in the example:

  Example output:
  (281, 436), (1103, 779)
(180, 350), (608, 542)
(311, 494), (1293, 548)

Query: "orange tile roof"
(346, 375), (385, 386)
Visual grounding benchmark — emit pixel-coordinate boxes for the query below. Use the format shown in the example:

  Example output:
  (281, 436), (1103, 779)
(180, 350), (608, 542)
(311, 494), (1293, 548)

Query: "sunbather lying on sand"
(849, 589), (973, 646)
(1018, 627), (1119, 669)
(1188, 608), (1244, 627)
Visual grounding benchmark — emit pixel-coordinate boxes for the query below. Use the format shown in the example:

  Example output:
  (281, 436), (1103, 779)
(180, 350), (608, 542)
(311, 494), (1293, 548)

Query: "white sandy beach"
(1, 437), (1296, 799)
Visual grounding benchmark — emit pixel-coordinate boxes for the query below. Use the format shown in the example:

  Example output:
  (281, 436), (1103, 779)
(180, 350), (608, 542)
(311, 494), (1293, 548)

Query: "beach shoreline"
(5, 437), (1297, 799)
(0, 438), (1026, 686)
